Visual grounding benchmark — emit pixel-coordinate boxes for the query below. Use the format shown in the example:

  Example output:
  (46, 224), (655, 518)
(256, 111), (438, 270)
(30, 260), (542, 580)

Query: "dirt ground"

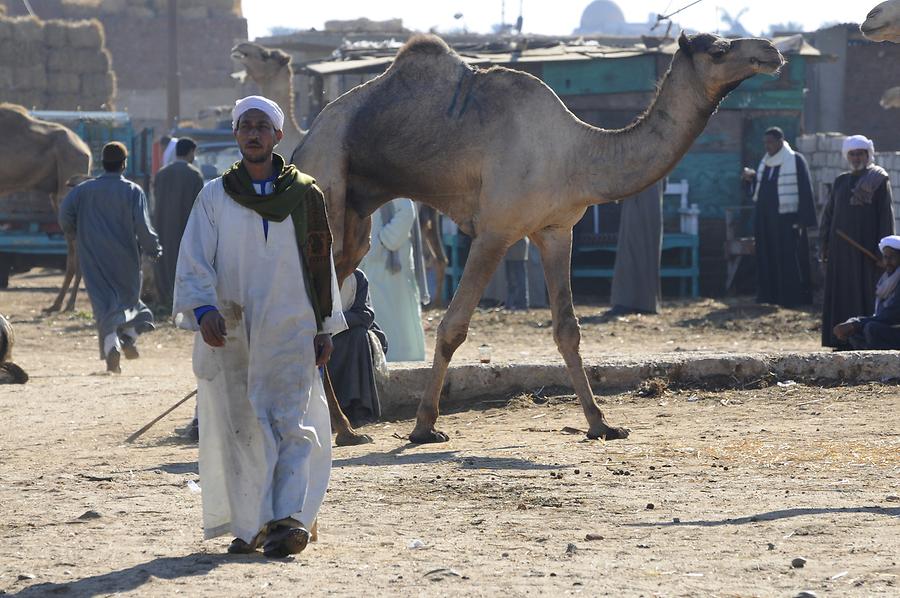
(1, 271), (898, 597)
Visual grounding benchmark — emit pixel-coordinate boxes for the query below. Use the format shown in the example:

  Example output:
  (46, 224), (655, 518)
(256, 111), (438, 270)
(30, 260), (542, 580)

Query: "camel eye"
(710, 48), (727, 60)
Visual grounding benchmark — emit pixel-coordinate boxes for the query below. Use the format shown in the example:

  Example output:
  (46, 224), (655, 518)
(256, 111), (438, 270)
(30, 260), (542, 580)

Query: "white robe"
(172, 177), (346, 542)
(360, 198), (426, 362)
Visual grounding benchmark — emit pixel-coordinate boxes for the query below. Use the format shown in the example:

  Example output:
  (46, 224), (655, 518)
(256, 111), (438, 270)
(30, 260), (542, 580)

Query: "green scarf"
(221, 153), (333, 330)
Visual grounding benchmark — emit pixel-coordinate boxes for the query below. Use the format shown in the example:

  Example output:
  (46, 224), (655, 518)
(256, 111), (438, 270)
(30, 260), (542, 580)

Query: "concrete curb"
(381, 351), (900, 414)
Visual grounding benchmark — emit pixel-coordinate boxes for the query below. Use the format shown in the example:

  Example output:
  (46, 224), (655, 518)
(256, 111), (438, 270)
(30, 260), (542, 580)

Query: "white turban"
(842, 134), (875, 165)
(232, 95), (284, 131)
(879, 235), (900, 253)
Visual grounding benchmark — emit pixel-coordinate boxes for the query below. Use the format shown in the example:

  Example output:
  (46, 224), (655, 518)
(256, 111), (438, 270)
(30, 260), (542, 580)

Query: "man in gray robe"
(604, 181), (664, 319)
(59, 142), (162, 373)
(153, 137), (204, 307)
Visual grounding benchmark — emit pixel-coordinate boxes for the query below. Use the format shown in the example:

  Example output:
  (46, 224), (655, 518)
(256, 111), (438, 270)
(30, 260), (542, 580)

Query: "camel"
(418, 203), (449, 309)
(862, 0), (900, 42)
(293, 32), (784, 444)
(231, 42), (305, 159)
(231, 42), (451, 306)
(0, 314), (28, 384)
(0, 104), (92, 312)
(881, 86), (900, 108)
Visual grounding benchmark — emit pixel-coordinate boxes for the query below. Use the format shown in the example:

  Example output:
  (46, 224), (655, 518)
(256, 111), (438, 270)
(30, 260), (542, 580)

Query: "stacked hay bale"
(0, 15), (114, 110)
(60, 0), (242, 19)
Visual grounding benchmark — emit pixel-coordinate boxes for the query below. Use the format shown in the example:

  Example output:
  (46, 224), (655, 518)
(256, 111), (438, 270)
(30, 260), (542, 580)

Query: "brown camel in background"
(294, 32), (784, 444)
(231, 42), (306, 159)
(862, 0), (900, 42)
(0, 104), (92, 312)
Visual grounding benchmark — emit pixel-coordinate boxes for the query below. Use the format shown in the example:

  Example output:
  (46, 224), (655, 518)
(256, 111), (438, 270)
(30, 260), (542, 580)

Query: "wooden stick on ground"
(125, 389), (197, 444)
(836, 229), (881, 264)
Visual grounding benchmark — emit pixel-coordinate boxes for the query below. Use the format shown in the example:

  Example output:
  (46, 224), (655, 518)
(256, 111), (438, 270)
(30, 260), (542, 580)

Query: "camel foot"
(408, 428), (450, 444)
(586, 424), (630, 441)
(62, 303), (77, 313)
(334, 430), (374, 446)
(42, 304), (62, 314)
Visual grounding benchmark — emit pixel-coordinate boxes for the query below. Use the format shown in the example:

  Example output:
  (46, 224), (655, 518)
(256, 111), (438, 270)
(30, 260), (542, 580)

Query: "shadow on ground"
(625, 506), (900, 528)
(11, 552), (268, 597)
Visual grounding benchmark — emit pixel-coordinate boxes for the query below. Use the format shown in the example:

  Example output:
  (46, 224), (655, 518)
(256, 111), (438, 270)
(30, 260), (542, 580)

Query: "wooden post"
(166, 0), (181, 129)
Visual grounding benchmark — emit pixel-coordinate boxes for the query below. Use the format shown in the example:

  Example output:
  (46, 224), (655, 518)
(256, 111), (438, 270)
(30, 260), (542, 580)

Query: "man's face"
(234, 109), (283, 164)
(847, 149), (869, 173)
(763, 134), (782, 156)
(883, 247), (900, 273)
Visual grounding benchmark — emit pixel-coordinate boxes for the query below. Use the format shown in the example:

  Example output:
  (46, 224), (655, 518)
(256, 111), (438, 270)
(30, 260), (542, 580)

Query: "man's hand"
(741, 167), (756, 182)
(314, 333), (333, 367)
(833, 321), (858, 342)
(200, 310), (227, 347)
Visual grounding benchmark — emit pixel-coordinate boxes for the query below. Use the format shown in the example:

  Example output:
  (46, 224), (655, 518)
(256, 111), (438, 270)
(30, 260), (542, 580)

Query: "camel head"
(861, 0), (900, 42)
(676, 32), (784, 102)
(231, 42), (292, 87)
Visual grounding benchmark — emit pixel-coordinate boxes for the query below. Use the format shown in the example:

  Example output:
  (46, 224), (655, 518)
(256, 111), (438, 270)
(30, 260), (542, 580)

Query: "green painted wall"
(543, 55), (658, 95)
(720, 57), (807, 110)
(669, 152), (744, 218)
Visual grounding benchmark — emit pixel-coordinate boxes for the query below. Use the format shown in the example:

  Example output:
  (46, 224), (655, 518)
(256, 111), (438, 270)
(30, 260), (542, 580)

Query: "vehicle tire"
(0, 254), (11, 289)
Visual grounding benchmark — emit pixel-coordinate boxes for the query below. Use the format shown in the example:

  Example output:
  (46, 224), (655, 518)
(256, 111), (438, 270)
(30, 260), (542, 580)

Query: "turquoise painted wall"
(669, 153), (743, 219)
(543, 55), (658, 95)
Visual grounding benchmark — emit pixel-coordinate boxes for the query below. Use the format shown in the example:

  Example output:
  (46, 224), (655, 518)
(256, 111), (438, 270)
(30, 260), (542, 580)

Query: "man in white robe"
(173, 95), (345, 557)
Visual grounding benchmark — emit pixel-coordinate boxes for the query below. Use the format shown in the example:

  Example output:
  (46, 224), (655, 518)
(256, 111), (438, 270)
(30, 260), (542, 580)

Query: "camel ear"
(678, 31), (692, 56)
(274, 49), (291, 67)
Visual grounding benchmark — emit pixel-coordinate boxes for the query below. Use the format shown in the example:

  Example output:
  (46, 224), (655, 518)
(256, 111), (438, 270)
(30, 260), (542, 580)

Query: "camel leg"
(45, 236), (77, 313)
(433, 258), (447, 309)
(64, 263), (81, 312)
(324, 366), (373, 446)
(531, 228), (629, 441)
(409, 233), (508, 444)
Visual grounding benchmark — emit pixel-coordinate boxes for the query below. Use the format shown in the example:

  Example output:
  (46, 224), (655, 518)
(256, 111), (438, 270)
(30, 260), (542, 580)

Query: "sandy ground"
(1, 271), (898, 597)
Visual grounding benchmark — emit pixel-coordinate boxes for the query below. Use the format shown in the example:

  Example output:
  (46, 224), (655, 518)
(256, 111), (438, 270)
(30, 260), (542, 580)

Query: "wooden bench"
(571, 232), (700, 297)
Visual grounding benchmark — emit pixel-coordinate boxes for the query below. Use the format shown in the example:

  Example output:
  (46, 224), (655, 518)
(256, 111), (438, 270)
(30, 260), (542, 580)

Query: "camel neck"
(574, 53), (720, 203)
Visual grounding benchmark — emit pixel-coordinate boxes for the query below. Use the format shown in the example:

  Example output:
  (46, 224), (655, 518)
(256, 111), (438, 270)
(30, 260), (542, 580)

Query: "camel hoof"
(587, 425), (630, 441)
(408, 428), (450, 444)
(42, 305), (61, 314)
(334, 431), (374, 446)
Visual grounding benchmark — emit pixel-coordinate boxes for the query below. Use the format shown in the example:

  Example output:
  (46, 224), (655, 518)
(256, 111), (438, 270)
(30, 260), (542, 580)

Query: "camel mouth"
(861, 23), (888, 34)
(750, 56), (785, 74)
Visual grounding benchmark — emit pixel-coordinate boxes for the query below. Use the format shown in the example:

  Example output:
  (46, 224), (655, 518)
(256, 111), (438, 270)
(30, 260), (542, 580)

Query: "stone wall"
(796, 133), (900, 232)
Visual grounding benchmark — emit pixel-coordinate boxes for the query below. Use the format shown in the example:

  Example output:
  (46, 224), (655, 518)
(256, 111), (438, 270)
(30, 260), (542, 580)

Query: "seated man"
(330, 269), (388, 426)
(833, 235), (900, 350)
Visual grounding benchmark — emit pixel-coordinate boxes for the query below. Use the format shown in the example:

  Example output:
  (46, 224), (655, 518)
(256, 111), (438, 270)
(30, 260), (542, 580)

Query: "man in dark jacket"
(153, 137), (204, 307)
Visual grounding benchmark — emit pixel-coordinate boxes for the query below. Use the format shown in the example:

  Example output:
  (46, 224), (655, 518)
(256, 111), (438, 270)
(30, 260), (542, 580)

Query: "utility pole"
(166, 0), (181, 130)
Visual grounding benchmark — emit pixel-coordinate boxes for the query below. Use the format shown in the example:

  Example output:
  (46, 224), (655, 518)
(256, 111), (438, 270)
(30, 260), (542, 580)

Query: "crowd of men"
(54, 91), (900, 557)
(742, 127), (897, 350)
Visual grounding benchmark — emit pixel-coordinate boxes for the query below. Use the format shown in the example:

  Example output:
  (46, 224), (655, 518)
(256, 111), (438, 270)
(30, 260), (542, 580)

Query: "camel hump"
(395, 34), (453, 62)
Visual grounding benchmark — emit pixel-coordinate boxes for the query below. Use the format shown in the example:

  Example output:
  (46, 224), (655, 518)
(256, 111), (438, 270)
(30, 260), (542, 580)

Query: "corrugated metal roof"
(305, 34), (824, 76)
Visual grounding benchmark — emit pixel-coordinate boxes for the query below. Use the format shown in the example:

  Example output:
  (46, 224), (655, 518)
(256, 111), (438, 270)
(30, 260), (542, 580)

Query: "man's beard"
(242, 150), (270, 164)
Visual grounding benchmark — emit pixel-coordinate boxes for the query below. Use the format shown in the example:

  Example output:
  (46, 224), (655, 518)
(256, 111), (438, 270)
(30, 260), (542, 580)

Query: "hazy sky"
(243, 1), (865, 40)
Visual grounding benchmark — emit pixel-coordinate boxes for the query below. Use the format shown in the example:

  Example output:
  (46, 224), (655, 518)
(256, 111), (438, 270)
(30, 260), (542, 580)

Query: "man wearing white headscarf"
(832, 235), (900, 350)
(742, 126), (817, 307)
(173, 95), (345, 557)
(820, 134), (894, 348)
